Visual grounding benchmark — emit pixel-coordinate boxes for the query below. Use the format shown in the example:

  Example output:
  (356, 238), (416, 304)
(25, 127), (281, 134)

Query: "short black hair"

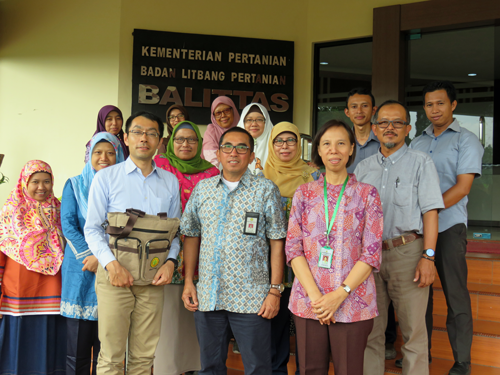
(346, 87), (376, 108)
(373, 100), (411, 124)
(312, 120), (356, 169)
(422, 81), (457, 104)
(125, 111), (165, 138)
(219, 127), (255, 153)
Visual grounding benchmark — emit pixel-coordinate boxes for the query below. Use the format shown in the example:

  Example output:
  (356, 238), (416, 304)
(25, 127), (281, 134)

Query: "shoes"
(232, 341), (240, 354)
(395, 355), (432, 368)
(385, 343), (397, 360)
(448, 362), (471, 375)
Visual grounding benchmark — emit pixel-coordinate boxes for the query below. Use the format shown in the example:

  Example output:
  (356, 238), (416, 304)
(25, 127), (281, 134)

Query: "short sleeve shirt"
(347, 130), (380, 173)
(354, 144), (444, 240)
(180, 170), (287, 314)
(410, 119), (483, 232)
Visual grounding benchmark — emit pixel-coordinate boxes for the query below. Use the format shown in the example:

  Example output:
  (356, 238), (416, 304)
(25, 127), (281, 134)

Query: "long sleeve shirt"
(84, 157), (181, 269)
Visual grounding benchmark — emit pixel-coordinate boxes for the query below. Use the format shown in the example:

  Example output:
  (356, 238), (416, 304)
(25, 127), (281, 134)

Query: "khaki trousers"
(363, 238), (429, 375)
(95, 265), (164, 375)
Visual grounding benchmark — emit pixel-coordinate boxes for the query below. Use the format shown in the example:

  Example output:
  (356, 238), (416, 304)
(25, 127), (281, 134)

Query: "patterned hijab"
(237, 103), (274, 173)
(0, 160), (64, 275)
(163, 121), (214, 174)
(86, 105), (129, 161)
(264, 122), (316, 198)
(71, 133), (125, 219)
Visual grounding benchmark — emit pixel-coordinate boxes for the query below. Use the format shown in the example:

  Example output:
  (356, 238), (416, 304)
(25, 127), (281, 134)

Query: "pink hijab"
(201, 96), (240, 166)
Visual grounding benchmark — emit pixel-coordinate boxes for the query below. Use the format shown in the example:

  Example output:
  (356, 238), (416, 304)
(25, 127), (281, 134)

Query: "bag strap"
(106, 209), (144, 239)
(157, 212), (168, 220)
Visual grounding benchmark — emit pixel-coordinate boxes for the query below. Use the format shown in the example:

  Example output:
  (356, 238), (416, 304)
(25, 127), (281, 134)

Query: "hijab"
(0, 160), (64, 275)
(264, 122), (316, 198)
(85, 105), (129, 161)
(164, 121), (215, 174)
(237, 103), (274, 173)
(202, 96), (240, 162)
(71, 133), (125, 219)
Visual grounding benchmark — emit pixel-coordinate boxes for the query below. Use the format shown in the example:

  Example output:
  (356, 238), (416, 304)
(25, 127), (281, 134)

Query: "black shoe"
(448, 362), (471, 375)
(232, 341), (240, 354)
(385, 343), (397, 360)
(395, 356), (432, 368)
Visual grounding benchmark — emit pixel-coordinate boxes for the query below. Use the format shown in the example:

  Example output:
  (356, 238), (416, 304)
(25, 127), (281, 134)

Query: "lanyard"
(324, 175), (349, 244)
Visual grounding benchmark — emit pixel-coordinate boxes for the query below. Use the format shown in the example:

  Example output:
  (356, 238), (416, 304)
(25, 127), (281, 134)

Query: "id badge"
(243, 212), (260, 235)
(318, 246), (333, 269)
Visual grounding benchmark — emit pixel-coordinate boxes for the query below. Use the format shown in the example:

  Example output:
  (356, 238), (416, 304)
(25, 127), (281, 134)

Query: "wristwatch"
(423, 249), (435, 257)
(166, 258), (179, 269)
(341, 283), (351, 295)
(271, 283), (285, 293)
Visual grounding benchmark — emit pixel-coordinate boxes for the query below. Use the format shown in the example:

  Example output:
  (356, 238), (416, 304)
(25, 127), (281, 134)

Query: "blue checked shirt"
(180, 170), (287, 314)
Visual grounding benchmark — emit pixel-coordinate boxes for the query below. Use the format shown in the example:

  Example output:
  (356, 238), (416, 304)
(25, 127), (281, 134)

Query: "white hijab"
(237, 103), (274, 174)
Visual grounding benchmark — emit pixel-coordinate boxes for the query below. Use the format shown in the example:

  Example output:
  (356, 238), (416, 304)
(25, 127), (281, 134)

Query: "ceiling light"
(320, 62), (328, 65)
(468, 73), (477, 77)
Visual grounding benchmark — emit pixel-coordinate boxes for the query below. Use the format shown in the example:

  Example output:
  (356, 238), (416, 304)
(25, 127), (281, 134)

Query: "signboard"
(132, 29), (294, 125)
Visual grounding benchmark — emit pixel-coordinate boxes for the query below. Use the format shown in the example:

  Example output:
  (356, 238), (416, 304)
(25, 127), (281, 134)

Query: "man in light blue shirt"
(410, 81), (483, 375)
(345, 88), (380, 173)
(84, 111), (181, 375)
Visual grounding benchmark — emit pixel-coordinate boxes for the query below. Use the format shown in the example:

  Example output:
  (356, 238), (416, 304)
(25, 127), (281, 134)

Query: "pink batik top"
(285, 173), (383, 323)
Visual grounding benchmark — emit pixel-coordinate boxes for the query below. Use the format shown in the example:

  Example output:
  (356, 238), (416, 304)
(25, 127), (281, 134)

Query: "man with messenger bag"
(84, 111), (181, 375)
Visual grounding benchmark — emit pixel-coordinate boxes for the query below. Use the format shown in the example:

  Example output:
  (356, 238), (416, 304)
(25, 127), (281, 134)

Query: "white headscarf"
(237, 103), (274, 174)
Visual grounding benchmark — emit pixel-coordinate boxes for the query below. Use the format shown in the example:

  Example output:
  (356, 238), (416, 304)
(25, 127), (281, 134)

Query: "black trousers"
(270, 288), (291, 375)
(425, 223), (473, 362)
(385, 302), (397, 344)
(66, 317), (100, 375)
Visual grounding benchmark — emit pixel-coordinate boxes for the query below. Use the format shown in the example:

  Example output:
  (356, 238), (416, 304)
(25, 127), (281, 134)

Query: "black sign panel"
(132, 29), (294, 125)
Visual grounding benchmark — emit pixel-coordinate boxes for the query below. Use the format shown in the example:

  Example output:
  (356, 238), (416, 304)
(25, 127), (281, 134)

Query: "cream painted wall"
(0, 0), (122, 203)
(0, 0), (429, 205)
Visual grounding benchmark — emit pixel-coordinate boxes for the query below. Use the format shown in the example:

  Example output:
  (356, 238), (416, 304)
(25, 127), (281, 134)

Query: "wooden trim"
(372, 5), (406, 104)
(400, 0), (500, 32)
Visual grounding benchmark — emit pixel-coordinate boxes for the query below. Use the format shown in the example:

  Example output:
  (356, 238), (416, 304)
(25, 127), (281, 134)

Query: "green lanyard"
(324, 175), (349, 245)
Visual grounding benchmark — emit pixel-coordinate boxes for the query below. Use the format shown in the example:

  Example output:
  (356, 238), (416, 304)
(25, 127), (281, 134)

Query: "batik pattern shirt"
(286, 173), (383, 323)
(181, 170), (287, 314)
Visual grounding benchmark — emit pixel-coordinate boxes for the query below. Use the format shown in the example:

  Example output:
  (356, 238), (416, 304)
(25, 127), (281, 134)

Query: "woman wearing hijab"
(201, 96), (240, 168)
(154, 121), (219, 375)
(237, 103), (274, 175)
(61, 133), (125, 375)
(0, 160), (66, 375)
(158, 104), (191, 155)
(84, 105), (129, 163)
(264, 122), (318, 374)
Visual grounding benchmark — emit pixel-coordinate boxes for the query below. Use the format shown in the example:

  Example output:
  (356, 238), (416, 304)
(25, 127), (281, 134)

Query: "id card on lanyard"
(319, 175), (348, 269)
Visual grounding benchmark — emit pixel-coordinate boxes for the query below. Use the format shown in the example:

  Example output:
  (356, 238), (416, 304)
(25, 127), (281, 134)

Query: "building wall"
(0, 0), (427, 203)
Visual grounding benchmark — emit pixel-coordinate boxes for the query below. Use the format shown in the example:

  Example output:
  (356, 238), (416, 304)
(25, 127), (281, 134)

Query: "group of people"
(0, 80), (481, 375)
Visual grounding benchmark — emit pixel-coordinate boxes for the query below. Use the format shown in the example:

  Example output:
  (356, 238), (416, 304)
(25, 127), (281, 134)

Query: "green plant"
(0, 172), (8, 185)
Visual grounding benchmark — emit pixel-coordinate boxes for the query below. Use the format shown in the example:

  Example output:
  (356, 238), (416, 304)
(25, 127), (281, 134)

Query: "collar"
(423, 118), (460, 137)
(376, 143), (408, 165)
(124, 156), (158, 176)
(356, 129), (379, 146)
(216, 168), (253, 187)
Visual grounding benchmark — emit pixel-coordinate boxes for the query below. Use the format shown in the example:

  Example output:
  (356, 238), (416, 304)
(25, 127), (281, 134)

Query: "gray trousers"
(364, 238), (429, 375)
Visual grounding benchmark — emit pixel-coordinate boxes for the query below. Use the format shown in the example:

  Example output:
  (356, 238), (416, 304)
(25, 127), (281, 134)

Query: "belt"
(382, 232), (421, 250)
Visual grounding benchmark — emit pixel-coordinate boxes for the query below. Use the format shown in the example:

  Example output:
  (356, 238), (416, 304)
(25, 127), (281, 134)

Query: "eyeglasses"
(168, 114), (185, 121)
(129, 130), (159, 138)
(244, 118), (265, 125)
(375, 120), (409, 129)
(173, 137), (198, 144)
(220, 144), (250, 154)
(214, 108), (233, 119)
(274, 138), (297, 147)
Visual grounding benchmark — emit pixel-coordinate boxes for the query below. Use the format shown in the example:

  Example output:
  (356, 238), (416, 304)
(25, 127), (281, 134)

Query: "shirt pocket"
(393, 184), (412, 208)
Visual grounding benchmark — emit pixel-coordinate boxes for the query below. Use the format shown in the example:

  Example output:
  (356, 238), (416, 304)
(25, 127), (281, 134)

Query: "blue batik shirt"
(180, 169), (287, 314)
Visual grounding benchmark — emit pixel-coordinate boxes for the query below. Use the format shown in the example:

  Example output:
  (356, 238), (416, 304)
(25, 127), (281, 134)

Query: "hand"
(414, 257), (435, 288)
(182, 281), (199, 312)
(303, 289), (330, 324)
(106, 260), (134, 287)
(311, 289), (348, 325)
(152, 261), (175, 286)
(258, 293), (280, 319)
(82, 255), (99, 273)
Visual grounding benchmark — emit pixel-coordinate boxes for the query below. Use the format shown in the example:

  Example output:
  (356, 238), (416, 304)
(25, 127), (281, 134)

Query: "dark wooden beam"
(372, 5), (406, 104)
